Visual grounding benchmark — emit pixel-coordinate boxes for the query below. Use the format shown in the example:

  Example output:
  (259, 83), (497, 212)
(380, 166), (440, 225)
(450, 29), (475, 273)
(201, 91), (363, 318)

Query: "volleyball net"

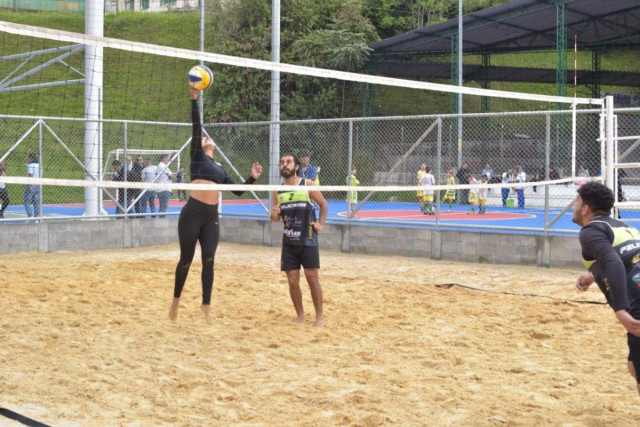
(0, 20), (619, 229)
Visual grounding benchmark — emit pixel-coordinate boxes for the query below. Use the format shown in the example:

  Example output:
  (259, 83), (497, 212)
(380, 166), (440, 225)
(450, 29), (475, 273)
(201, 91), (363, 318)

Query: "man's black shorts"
(628, 332), (640, 383)
(281, 243), (320, 271)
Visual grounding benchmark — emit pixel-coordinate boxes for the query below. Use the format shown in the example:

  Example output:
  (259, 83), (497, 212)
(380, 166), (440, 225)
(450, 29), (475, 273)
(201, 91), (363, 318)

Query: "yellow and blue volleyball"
(188, 65), (213, 91)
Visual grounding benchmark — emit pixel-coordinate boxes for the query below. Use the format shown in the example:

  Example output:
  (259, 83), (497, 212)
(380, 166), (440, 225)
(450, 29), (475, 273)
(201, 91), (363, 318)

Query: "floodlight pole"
(83, 0), (104, 217)
(457, 0), (463, 169)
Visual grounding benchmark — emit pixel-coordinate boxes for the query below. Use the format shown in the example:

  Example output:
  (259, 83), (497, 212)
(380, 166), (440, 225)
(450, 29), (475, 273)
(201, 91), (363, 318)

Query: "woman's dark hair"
(577, 182), (614, 215)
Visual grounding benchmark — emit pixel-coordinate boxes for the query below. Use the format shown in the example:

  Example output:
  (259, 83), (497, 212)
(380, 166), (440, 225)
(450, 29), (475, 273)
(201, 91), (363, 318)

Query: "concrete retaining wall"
(0, 217), (582, 268)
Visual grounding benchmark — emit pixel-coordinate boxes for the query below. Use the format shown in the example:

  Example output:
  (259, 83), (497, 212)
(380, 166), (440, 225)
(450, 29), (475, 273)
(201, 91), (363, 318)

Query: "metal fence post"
(123, 120), (128, 219)
(605, 95), (614, 191)
(347, 119), (353, 220)
(544, 114), (550, 236)
(38, 119), (43, 220)
(436, 117), (442, 230)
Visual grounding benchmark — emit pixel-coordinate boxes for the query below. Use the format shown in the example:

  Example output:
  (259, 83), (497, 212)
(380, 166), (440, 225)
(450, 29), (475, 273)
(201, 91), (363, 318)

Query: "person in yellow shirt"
(416, 163), (427, 212)
(443, 169), (456, 211)
(467, 175), (479, 214)
(346, 166), (359, 205)
(478, 175), (488, 214)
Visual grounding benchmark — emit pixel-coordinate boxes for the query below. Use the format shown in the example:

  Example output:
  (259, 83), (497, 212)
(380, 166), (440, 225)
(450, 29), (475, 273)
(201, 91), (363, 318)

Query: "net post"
(83, 0), (104, 218)
(605, 95), (614, 191)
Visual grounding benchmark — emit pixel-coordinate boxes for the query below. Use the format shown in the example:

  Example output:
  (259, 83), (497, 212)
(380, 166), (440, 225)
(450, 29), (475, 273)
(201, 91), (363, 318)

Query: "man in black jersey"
(271, 153), (328, 327)
(573, 181), (640, 394)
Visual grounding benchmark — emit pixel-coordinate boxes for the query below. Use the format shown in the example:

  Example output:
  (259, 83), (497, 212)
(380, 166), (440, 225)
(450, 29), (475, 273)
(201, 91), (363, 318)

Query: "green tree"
(206, 0), (377, 121)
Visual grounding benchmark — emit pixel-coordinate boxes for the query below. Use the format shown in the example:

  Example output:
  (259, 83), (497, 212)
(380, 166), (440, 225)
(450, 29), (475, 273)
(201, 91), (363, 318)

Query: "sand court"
(2, 242), (640, 425)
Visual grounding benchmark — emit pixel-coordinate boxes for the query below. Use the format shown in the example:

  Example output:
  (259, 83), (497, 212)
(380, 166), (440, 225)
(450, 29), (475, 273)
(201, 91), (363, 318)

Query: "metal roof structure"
(370, 0), (640, 55)
(372, 60), (640, 87)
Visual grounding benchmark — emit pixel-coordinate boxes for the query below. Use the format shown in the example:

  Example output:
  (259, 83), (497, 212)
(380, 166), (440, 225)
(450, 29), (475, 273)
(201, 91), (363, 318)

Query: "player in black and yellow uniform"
(573, 182), (640, 394)
(271, 153), (328, 327)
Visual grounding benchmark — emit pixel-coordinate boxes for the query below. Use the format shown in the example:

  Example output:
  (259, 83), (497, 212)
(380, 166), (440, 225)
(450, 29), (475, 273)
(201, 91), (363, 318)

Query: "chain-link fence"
(1, 107), (629, 233)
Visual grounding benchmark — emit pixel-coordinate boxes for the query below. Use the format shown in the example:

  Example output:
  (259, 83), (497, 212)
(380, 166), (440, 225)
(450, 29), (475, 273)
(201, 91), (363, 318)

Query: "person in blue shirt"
(297, 154), (317, 181)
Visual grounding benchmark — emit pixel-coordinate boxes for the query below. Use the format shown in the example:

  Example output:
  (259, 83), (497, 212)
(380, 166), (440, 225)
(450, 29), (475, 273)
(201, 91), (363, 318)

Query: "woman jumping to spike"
(169, 86), (263, 324)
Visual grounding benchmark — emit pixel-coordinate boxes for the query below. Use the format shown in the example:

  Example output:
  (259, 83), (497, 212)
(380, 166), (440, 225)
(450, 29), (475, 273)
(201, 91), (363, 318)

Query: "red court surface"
(339, 210), (535, 221)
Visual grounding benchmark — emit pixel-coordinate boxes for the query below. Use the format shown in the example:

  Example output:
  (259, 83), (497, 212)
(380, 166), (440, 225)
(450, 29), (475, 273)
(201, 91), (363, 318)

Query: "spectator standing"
(419, 166), (436, 215)
(128, 155), (144, 214)
(0, 160), (9, 219)
(456, 162), (472, 205)
(140, 159), (158, 218)
(443, 170), (456, 211)
(515, 164), (527, 209)
(24, 153), (41, 219)
(579, 164), (590, 178)
(531, 165), (544, 193)
(112, 160), (125, 217)
(478, 174), (488, 214)
(467, 175), (479, 214)
(156, 154), (174, 214)
(346, 166), (359, 205)
(481, 164), (494, 183)
(297, 153), (318, 181)
(416, 162), (427, 212)
(298, 154), (319, 211)
(176, 166), (187, 202)
(501, 168), (514, 208)
(125, 154), (133, 173)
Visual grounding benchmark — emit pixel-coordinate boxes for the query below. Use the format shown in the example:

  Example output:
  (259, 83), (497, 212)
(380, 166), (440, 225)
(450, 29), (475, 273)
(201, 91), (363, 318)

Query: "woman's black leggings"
(174, 197), (219, 304)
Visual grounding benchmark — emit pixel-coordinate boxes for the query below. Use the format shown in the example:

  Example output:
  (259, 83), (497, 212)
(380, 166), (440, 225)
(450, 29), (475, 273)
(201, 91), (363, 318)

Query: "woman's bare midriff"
(189, 179), (219, 205)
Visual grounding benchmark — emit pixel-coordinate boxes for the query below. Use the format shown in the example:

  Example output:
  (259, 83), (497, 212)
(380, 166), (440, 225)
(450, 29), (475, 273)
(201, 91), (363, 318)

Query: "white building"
(105, 0), (198, 13)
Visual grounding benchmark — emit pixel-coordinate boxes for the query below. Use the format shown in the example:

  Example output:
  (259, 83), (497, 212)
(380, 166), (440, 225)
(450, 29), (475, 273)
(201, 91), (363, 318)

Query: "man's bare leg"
(628, 361), (640, 395)
(169, 297), (180, 321)
(304, 268), (324, 327)
(200, 304), (213, 325)
(286, 270), (304, 323)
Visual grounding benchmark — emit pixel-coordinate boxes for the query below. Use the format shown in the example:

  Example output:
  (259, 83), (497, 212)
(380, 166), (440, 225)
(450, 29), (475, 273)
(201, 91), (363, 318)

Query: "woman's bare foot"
(200, 304), (213, 325)
(314, 316), (324, 328)
(293, 315), (304, 323)
(169, 298), (180, 321)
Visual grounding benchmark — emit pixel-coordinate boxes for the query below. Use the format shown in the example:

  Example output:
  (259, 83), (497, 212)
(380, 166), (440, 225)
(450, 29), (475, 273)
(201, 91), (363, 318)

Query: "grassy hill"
(1, 10), (638, 119)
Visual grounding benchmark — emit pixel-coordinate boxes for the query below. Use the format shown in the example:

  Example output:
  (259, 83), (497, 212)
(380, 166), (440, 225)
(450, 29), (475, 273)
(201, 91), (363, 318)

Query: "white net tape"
(0, 175), (589, 193)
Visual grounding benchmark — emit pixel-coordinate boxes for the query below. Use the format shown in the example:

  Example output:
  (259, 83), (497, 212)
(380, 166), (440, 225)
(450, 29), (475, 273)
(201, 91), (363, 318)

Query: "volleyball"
(188, 65), (213, 91)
